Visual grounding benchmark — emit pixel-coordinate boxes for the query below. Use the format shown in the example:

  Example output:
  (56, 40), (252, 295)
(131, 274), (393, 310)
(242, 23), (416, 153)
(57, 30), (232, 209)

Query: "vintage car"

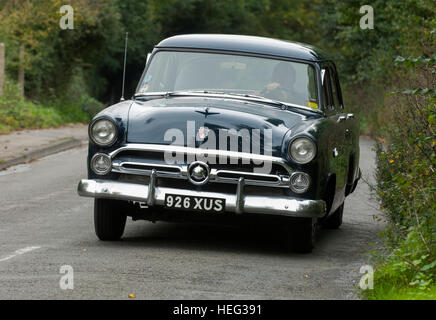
(77, 34), (360, 253)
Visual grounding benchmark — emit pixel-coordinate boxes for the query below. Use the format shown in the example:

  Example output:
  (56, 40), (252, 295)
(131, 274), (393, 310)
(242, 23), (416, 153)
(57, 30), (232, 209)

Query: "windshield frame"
(136, 48), (322, 114)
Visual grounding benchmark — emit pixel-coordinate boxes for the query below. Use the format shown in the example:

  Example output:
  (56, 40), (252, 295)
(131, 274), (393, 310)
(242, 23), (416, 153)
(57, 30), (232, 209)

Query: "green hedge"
(363, 54), (436, 299)
(0, 78), (103, 134)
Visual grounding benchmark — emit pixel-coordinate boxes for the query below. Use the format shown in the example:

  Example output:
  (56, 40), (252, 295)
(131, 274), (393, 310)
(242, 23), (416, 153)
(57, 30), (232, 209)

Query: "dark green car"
(78, 34), (360, 253)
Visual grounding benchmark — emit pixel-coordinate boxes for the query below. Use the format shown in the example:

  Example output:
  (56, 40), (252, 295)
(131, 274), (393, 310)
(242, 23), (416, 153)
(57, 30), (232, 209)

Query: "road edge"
(0, 138), (83, 170)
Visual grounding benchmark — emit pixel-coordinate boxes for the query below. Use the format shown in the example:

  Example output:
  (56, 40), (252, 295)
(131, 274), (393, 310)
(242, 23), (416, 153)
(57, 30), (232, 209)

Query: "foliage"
(318, 0), (435, 135)
(0, 79), (63, 133)
(0, 77), (101, 134)
(0, 0), (434, 106)
(364, 49), (436, 299)
(0, 0), (328, 104)
(0, 0), (122, 100)
(319, 0), (435, 83)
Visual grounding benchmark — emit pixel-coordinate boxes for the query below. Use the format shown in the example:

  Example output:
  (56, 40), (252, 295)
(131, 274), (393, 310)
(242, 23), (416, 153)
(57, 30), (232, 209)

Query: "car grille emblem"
(187, 161), (210, 185)
(196, 126), (210, 140)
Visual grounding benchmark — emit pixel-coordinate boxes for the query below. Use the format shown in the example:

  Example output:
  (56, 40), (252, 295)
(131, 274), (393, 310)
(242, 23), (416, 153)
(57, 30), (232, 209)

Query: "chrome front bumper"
(77, 178), (326, 218)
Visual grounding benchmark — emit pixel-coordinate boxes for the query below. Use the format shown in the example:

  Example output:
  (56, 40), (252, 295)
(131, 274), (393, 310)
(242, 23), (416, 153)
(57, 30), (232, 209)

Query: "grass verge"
(0, 79), (102, 134)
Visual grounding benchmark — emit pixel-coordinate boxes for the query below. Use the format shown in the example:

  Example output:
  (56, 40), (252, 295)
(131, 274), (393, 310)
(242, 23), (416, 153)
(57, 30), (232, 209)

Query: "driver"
(259, 62), (301, 103)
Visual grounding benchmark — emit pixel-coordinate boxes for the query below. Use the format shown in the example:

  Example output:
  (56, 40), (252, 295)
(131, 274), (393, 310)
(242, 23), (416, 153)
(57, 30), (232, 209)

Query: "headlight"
(90, 153), (111, 175)
(90, 118), (117, 146)
(290, 172), (311, 194)
(288, 137), (316, 164)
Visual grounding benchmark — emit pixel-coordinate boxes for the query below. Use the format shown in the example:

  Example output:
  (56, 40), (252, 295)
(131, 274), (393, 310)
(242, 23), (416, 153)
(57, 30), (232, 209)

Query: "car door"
(329, 63), (359, 188)
(321, 64), (348, 207)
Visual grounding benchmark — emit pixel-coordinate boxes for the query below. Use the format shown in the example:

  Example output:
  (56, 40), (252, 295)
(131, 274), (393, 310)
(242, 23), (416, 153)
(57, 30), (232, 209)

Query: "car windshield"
(137, 51), (319, 109)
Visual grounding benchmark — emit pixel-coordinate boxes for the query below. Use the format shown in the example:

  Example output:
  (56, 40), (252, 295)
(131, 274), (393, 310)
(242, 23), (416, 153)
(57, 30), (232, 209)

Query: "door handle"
(346, 113), (354, 119)
(337, 116), (346, 123)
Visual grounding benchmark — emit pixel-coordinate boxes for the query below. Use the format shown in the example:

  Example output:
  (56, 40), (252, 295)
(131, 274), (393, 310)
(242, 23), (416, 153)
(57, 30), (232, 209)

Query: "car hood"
(127, 96), (307, 156)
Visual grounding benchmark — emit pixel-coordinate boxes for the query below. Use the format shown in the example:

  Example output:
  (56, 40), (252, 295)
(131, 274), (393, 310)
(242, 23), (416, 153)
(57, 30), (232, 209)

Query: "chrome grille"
(110, 144), (292, 188)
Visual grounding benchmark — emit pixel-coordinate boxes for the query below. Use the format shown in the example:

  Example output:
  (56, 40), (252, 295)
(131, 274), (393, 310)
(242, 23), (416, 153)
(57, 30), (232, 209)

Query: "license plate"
(164, 194), (225, 213)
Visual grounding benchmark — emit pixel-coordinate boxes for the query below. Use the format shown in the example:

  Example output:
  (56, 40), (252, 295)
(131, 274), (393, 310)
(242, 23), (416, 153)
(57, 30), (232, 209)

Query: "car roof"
(156, 34), (329, 62)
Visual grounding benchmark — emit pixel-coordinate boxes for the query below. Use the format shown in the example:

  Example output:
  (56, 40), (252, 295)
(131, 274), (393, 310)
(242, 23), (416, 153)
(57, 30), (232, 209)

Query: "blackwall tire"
(321, 203), (344, 229)
(286, 218), (316, 253)
(94, 198), (127, 241)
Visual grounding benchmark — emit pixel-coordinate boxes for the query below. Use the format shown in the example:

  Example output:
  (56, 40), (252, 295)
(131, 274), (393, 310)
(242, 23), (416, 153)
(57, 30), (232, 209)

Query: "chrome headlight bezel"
(90, 153), (112, 175)
(288, 136), (317, 164)
(289, 171), (311, 194)
(89, 118), (118, 147)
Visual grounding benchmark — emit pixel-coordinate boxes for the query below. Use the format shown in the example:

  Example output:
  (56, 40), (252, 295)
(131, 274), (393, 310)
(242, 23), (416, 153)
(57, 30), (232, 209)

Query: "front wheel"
(94, 199), (128, 241)
(285, 217), (317, 253)
(321, 203), (344, 229)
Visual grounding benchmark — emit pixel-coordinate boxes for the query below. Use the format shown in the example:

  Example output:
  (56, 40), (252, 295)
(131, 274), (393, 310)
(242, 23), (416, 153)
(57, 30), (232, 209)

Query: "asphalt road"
(0, 137), (383, 299)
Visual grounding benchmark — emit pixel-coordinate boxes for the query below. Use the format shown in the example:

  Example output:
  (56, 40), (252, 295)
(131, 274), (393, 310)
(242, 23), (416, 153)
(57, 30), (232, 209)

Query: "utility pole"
(18, 45), (24, 97)
(0, 43), (5, 97)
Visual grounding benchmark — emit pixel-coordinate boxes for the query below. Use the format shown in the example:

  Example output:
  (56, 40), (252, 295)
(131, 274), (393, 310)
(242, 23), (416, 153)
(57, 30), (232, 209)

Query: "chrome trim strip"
(216, 170), (281, 183)
(121, 161), (182, 173)
(77, 179), (326, 218)
(109, 143), (292, 173)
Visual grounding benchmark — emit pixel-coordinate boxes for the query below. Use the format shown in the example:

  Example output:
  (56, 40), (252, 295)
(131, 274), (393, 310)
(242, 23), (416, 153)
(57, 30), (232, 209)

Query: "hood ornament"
(195, 107), (220, 118)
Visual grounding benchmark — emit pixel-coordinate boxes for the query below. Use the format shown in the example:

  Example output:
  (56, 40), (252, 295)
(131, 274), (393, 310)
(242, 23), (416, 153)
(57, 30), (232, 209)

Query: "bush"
(0, 79), (61, 133)
(0, 77), (103, 134)
(364, 53), (436, 299)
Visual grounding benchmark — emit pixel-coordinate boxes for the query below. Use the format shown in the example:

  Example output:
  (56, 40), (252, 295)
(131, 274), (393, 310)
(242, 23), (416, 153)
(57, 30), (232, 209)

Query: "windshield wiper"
(134, 92), (171, 99)
(134, 90), (218, 100)
(134, 90), (316, 113)
(161, 90), (289, 109)
(225, 92), (289, 108)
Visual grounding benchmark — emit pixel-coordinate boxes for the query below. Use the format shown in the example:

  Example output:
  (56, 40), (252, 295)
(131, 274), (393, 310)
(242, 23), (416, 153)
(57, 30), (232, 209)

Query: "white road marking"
(0, 246), (41, 262)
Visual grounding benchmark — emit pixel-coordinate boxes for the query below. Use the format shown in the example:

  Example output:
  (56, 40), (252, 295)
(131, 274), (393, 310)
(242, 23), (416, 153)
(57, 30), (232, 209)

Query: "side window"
(329, 68), (342, 109)
(321, 68), (333, 110)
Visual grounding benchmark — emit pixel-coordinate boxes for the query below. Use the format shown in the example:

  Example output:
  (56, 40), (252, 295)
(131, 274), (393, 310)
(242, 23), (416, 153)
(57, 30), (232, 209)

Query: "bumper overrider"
(77, 177), (326, 218)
